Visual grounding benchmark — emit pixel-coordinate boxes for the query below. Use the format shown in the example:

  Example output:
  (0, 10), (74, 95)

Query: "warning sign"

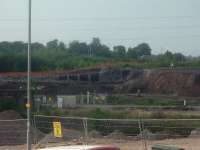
(53, 122), (63, 138)
(26, 103), (31, 108)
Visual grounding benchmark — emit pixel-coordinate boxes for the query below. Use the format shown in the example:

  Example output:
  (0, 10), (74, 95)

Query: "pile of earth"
(0, 110), (27, 146)
(38, 128), (83, 146)
(117, 69), (200, 97)
(0, 110), (23, 120)
(0, 110), (43, 146)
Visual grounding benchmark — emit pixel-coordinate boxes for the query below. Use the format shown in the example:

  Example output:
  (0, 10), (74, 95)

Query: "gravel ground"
(1, 137), (200, 150)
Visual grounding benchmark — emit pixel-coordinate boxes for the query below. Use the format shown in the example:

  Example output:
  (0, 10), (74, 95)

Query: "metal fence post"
(138, 119), (142, 138)
(142, 119), (148, 150)
(83, 118), (88, 145)
(139, 119), (148, 150)
(32, 115), (38, 145)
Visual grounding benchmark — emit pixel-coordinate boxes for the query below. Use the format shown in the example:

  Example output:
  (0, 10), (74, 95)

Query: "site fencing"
(0, 119), (27, 146)
(32, 115), (200, 150)
(1, 116), (200, 150)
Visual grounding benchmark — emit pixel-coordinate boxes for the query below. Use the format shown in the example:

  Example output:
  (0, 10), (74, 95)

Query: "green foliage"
(0, 98), (18, 112)
(46, 39), (59, 50)
(90, 38), (112, 57)
(106, 95), (129, 105)
(0, 99), (16, 111)
(0, 38), (199, 72)
(106, 95), (185, 106)
(113, 45), (126, 58)
(89, 108), (111, 119)
(69, 41), (89, 55)
(39, 107), (67, 116)
(127, 43), (152, 59)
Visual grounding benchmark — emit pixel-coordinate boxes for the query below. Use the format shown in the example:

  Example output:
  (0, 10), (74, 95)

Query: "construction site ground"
(0, 137), (200, 150)
(1, 110), (200, 150)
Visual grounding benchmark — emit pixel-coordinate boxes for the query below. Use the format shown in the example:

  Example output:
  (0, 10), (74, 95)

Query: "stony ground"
(1, 137), (200, 150)
(90, 137), (200, 150)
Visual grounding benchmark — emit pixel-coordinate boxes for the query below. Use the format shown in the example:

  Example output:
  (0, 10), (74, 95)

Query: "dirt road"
(1, 137), (199, 150)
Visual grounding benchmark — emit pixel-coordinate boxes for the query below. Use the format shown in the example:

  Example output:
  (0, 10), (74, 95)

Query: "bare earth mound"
(0, 110), (27, 146)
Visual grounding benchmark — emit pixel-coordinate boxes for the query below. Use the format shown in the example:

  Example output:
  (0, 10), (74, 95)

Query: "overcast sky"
(0, 0), (200, 55)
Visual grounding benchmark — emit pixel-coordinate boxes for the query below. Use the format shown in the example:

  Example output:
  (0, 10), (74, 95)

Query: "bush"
(0, 98), (18, 112)
(106, 95), (129, 105)
(89, 108), (111, 119)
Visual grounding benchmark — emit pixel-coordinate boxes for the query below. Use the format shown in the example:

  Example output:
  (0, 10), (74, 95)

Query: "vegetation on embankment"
(35, 107), (200, 137)
(36, 107), (200, 119)
(106, 95), (200, 106)
(35, 95), (200, 119)
(0, 38), (200, 72)
(0, 97), (25, 112)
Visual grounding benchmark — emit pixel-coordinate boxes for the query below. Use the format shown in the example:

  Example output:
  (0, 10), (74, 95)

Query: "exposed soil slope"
(118, 69), (200, 97)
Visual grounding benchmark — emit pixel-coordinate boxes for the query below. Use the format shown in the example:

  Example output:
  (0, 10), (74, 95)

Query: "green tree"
(164, 50), (174, 60)
(32, 42), (45, 51)
(58, 42), (67, 51)
(136, 43), (152, 56)
(90, 38), (111, 57)
(113, 45), (126, 58)
(173, 53), (186, 62)
(68, 41), (89, 55)
(46, 39), (59, 50)
(0, 41), (26, 53)
(127, 43), (152, 59)
(127, 47), (138, 59)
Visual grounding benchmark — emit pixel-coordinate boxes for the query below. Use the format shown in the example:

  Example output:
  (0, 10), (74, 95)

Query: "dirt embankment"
(1, 68), (200, 97)
(118, 69), (200, 97)
(0, 110), (27, 146)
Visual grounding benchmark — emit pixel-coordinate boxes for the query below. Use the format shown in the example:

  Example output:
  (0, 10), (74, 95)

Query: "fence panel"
(142, 119), (200, 150)
(33, 116), (148, 150)
(0, 119), (27, 150)
(33, 115), (200, 150)
(33, 115), (86, 149)
(86, 118), (144, 150)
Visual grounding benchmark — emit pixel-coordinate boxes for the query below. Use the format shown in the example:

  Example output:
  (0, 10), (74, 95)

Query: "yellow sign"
(53, 122), (63, 138)
(49, 97), (52, 101)
(26, 103), (31, 108)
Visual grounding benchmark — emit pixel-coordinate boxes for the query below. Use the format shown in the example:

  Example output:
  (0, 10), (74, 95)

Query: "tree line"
(0, 38), (199, 72)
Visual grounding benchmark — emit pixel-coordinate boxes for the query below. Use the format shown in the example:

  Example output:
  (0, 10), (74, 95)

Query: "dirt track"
(1, 137), (200, 150)
(90, 138), (200, 150)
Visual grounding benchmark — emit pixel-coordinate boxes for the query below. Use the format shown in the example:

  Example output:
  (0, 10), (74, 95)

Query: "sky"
(0, 0), (200, 55)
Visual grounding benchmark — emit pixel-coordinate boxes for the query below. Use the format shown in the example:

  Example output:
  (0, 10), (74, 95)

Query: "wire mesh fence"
(1, 116), (200, 150)
(33, 115), (86, 149)
(0, 119), (27, 146)
(32, 115), (200, 150)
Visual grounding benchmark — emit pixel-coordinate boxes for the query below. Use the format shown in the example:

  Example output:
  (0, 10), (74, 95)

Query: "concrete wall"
(57, 95), (77, 108)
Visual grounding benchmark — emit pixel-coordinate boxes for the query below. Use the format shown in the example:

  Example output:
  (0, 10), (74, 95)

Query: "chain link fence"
(33, 115), (200, 150)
